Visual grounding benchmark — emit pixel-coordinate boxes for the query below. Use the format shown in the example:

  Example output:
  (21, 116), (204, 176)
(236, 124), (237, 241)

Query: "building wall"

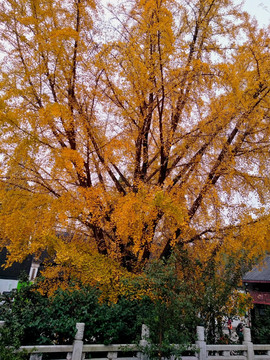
(0, 279), (18, 294)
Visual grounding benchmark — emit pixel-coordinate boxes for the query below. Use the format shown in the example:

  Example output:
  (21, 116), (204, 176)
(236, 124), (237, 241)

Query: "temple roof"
(243, 256), (270, 283)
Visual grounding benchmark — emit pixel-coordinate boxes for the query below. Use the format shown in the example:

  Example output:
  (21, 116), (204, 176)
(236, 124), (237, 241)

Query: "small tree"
(136, 258), (199, 359)
(173, 246), (253, 343)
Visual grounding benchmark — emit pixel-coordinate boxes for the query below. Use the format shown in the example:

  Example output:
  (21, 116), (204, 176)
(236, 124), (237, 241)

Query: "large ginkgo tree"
(0, 0), (270, 291)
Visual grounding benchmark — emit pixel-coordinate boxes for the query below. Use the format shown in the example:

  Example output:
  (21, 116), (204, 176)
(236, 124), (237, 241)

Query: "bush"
(0, 280), (147, 346)
(0, 264), (198, 360)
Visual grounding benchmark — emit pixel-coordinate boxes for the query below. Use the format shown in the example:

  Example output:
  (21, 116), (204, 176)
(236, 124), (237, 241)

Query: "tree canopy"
(0, 0), (270, 290)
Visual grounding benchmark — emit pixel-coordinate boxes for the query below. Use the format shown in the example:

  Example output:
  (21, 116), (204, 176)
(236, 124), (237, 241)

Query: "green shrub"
(0, 280), (146, 346)
(0, 322), (28, 360)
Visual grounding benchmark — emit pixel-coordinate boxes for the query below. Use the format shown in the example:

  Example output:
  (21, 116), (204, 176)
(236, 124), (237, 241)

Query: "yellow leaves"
(38, 235), (136, 301)
(154, 189), (186, 225)
(49, 28), (79, 41)
(0, 189), (61, 268)
(61, 148), (85, 176)
(110, 185), (187, 257)
(140, 0), (175, 53)
(17, 16), (39, 26)
(49, 103), (65, 118)
(111, 188), (156, 251)
(39, 103), (72, 126)
(101, 0), (176, 113)
(226, 290), (253, 317)
(37, 265), (73, 296)
(219, 215), (270, 264)
(0, 0), (270, 299)
(78, 186), (106, 217)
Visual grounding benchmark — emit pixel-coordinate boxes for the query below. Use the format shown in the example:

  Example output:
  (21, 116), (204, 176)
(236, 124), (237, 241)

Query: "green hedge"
(0, 281), (147, 345)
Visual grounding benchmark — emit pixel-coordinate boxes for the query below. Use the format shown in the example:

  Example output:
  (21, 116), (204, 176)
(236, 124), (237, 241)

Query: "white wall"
(0, 279), (18, 294)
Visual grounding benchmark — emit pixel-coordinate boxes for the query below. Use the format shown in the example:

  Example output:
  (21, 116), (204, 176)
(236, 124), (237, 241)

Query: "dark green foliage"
(90, 298), (146, 345)
(0, 321), (28, 360)
(0, 280), (146, 346)
(251, 306), (270, 344)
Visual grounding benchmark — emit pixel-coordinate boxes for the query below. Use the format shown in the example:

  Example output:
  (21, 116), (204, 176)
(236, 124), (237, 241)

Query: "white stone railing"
(197, 326), (270, 360)
(2, 322), (270, 360)
(15, 323), (142, 360)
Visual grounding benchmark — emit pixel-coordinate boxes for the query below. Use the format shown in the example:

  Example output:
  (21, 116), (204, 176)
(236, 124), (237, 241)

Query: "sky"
(242, 0), (270, 27)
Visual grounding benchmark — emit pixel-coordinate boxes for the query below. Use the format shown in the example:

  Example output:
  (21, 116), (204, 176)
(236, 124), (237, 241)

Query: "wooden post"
(71, 322), (85, 360)
(196, 326), (206, 360)
(243, 328), (254, 360)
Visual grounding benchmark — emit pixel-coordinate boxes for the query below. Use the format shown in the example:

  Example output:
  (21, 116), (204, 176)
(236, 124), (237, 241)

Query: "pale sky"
(242, 0), (270, 26)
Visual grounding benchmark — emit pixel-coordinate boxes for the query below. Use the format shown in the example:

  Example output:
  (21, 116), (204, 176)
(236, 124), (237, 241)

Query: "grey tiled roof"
(243, 256), (270, 283)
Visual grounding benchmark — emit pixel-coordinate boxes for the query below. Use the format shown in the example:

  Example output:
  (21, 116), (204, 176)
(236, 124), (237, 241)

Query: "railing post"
(29, 355), (42, 360)
(138, 324), (150, 360)
(0, 320), (4, 340)
(196, 326), (206, 360)
(243, 328), (254, 360)
(108, 351), (118, 360)
(71, 322), (85, 360)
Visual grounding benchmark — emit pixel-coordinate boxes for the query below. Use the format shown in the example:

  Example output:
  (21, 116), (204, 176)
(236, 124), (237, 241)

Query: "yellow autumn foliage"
(0, 0), (269, 294)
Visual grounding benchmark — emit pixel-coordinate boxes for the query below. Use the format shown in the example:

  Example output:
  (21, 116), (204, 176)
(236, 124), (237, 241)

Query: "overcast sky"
(242, 0), (270, 26)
